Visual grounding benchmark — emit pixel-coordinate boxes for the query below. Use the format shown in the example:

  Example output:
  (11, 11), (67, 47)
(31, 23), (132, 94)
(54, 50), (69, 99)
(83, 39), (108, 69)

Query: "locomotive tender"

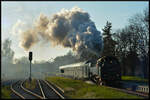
(59, 56), (121, 85)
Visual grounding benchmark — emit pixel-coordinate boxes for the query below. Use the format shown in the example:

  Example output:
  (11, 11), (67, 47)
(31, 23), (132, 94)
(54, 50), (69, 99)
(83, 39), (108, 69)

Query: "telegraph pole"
(29, 51), (32, 82)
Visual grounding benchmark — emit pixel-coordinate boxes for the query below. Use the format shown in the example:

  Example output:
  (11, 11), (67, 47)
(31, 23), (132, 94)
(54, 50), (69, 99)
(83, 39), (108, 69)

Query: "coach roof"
(59, 61), (88, 69)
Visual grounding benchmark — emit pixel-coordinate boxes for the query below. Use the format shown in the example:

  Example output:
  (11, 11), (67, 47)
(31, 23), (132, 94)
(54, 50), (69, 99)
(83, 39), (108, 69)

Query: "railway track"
(106, 85), (149, 98)
(10, 79), (65, 99)
(90, 78), (149, 98)
(11, 80), (40, 99)
(38, 80), (65, 99)
(9, 78), (149, 99)
(21, 80), (44, 99)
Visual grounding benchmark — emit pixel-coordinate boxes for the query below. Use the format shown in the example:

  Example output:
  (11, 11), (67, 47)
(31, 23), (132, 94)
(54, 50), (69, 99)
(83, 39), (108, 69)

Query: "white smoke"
(11, 19), (25, 36)
(19, 7), (103, 59)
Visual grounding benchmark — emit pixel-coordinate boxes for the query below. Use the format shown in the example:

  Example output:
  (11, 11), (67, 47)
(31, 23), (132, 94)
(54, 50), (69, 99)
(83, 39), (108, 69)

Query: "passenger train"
(59, 56), (121, 85)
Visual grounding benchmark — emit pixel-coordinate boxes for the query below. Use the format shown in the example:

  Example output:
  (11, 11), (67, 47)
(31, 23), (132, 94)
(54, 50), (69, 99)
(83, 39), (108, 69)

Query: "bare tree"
(2, 38), (14, 63)
(113, 8), (149, 77)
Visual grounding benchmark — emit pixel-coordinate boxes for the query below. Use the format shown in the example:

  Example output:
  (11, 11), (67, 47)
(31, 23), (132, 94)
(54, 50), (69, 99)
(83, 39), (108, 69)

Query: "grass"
(1, 86), (12, 99)
(122, 76), (148, 82)
(45, 76), (143, 99)
(24, 78), (36, 89)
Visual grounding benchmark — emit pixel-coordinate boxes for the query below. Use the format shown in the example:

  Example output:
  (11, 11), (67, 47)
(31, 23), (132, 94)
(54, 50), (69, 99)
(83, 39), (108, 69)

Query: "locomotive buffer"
(29, 51), (32, 82)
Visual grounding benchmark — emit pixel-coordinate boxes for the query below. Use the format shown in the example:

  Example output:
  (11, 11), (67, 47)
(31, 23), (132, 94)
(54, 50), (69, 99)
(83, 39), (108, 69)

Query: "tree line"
(101, 8), (149, 78)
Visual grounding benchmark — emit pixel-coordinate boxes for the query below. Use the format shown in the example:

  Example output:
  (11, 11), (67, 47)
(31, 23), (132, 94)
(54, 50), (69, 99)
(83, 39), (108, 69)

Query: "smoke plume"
(20, 7), (103, 59)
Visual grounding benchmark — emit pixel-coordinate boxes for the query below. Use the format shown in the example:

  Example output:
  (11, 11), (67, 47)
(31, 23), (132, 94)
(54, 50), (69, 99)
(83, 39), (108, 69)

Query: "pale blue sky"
(2, 1), (148, 61)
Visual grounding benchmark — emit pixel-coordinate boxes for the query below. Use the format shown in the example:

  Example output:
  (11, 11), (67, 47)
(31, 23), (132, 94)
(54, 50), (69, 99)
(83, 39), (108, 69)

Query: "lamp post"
(29, 51), (32, 82)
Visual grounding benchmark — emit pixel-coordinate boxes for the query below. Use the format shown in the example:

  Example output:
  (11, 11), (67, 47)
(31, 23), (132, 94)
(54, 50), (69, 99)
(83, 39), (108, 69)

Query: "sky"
(2, 1), (149, 61)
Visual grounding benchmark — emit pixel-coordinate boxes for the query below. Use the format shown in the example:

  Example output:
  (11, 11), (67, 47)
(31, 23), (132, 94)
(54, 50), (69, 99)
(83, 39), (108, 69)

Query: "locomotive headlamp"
(60, 69), (64, 73)
(110, 61), (112, 64)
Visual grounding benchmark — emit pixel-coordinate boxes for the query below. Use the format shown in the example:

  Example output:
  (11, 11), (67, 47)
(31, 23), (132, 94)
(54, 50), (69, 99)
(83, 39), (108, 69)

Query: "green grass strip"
(24, 78), (36, 89)
(1, 86), (12, 99)
(122, 76), (148, 82)
(45, 76), (143, 99)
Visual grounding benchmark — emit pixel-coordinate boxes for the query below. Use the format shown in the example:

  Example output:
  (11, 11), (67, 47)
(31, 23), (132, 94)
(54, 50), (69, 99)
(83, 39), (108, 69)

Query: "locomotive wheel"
(99, 82), (103, 85)
(101, 81), (106, 85)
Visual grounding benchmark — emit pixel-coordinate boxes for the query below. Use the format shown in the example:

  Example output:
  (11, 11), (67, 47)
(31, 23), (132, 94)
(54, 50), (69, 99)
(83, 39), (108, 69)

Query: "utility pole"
(29, 51), (32, 82)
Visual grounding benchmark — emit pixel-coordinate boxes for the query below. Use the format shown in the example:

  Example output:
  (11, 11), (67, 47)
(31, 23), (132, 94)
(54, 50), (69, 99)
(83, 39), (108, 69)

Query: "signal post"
(29, 51), (32, 82)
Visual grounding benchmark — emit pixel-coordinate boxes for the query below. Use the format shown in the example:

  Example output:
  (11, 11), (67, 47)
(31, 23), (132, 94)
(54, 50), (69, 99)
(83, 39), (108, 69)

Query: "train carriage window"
(60, 69), (64, 73)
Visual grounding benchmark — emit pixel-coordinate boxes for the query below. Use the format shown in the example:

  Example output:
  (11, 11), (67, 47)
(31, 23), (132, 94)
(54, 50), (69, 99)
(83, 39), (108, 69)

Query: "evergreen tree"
(102, 21), (117, 56)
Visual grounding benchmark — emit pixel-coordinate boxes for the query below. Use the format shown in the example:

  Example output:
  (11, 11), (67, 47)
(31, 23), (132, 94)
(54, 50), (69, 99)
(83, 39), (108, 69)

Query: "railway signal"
(29, 51), (32, 82)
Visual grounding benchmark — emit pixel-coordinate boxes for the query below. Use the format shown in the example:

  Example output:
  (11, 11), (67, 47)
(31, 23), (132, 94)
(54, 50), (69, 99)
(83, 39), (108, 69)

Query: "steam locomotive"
(94, 56), (121, 86)
(59, 56), (121, 86)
